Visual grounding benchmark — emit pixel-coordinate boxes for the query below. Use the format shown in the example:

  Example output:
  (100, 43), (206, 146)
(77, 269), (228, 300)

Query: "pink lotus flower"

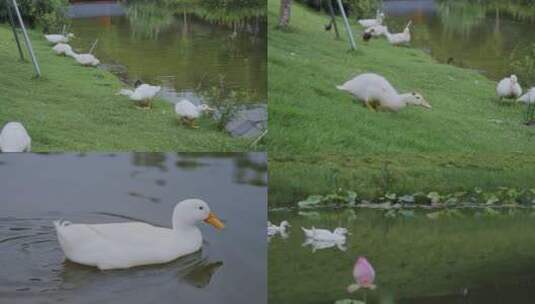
(347, 256), (376, 293)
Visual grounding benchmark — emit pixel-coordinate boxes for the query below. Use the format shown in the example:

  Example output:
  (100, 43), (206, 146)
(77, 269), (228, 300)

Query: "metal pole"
(336, 0), (356, 50)
(6, 0), (24, 61)
(11, 0), (41, 77)
(326, 0), (339, 39)
(89, 38), (99, 54)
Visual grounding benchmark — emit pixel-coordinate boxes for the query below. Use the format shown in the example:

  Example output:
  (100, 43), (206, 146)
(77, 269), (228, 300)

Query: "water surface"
(269, 208), (535, 304)
(0, 153), (267, 304)
(67, 1), (266, 105)
(382, 0), (535, 82)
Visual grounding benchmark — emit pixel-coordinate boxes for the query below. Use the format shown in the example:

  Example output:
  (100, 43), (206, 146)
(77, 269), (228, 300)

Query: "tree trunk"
(279, 0), (292, 29)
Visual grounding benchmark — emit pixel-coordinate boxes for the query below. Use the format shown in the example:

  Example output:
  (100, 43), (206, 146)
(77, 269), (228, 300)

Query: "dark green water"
(67, 1), (266, 105)
(0, 153), (267, 303)
(383, 0), (535, 84)
(269, 208), (535, 304)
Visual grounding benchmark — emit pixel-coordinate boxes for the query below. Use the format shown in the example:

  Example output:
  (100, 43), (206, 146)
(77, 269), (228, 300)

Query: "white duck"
(119, 83), (161, 109)
(267, 220), (290, 236)
(66, 49), (100, 67)
(363, 24), (388, 41)
(45, 33), (75, 44)
(52, 43), (73, 56)
(518, 87), (535, 104)
(0, 122), (31, 152)
(174, 99), (214, 128)
(358, 11), (385, 28)
(337, 73), (431, 112)
(497, 75), (522, 100)
(54, 199), (224, 270)
(301, 226), (348, 242)
(385, 21), (412, 46)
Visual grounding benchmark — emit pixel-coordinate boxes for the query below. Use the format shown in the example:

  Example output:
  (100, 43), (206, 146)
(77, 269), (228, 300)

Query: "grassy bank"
(0, 25), (250, 151)
(267, 0), (535, 206)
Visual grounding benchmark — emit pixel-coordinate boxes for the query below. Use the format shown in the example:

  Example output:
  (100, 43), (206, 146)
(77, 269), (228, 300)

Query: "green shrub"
(0, 0), (69, 32)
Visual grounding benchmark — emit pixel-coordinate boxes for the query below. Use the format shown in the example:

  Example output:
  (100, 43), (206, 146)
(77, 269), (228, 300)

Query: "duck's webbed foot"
(365, 100), (377, 112)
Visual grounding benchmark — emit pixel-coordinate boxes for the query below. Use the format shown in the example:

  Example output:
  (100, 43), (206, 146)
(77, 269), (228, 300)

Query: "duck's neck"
(399, 93), (413, 106)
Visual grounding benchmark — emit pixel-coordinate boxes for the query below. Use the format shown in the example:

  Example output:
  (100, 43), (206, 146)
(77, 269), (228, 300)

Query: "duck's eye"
(199, 206), (204, 210)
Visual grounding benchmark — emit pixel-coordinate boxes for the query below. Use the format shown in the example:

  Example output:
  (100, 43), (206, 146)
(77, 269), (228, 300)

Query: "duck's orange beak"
(204, 212), (224, 230)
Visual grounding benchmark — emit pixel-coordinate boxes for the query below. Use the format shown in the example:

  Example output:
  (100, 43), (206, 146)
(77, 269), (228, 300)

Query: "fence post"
(336, 0), (356, 50)
(6, 0), (24, 61)
(11, 0), (41, 77)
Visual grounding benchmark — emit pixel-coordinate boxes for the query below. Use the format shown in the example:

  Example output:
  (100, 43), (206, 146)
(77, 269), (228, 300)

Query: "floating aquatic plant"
(294, 186), (535, 210)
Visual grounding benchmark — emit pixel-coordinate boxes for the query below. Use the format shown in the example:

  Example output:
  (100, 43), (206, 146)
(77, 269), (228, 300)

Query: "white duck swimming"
(267, 220), (290, 236)
(174, 99), (214, 128)
(385, 21), (412, 46)
(54, 199), (224, 270)
(497, 75), (522, 100)
(301, 226), (348, 242)
(119, 83), (161, 109)
(0, 122), (31, 152)
(45, 33), (75, 44)
(337, 73), (431, 112)
(52, 43), (73, 56)
(358, 11), (385, 28)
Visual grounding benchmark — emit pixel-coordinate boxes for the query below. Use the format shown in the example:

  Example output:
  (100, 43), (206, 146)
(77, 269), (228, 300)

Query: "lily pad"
(334, 299), (365, 304)
(297, 195), (324, 208)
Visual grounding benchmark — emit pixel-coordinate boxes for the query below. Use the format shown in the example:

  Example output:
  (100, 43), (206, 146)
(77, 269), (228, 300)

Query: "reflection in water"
(269, 209), (535, 304)
(129, 153), (267, 186)
(302, 238), (347, 253)
(233, 153), (267, 186)
(60, 251), (221, 290)
(131, 153), (167, 171)
(68, 0), (266, 105)
(383, 0), (535, 83)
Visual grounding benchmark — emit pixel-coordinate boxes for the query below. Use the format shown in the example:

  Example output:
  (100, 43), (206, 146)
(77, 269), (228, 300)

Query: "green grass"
(0, 25), (251, 151)
(267, 1), (535, 206)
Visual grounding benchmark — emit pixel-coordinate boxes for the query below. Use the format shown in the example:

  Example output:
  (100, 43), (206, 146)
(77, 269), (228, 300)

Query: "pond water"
(269, 208), (535, 304)
(67, 1), (266, 106)
(0, 153), (267, 304)
(381, 0), (535, 83)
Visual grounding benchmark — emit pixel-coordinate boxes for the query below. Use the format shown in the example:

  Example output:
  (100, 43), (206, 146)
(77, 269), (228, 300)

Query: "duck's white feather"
(120, 84), (161, 101)
(385, 22), (412, 45)
(175, 99), (203, 119)
(497, 75), (522, 99)
(52, 43), (73, 56)
(54, 221), (200, 270)
(358, 13), (384, 28)
(45, 34), (69, 44)
(54, 199), (221, 270)
(301, 227), (346, 242)
(71, 52), (100, 66)
(0, 122), (31, 152)
(337, 73), (430, 111)
(518, 88), (535, 103)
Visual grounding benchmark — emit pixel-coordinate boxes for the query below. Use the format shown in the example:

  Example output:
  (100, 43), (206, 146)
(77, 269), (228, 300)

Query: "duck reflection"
(302, 239), (347, 253)
(58, 251), (222, 290)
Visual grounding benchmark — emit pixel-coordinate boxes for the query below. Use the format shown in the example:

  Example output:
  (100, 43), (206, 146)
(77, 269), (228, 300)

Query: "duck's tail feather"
(53, 219), (72, 230)
(336, 84), (347, 91)
(118, 89), (134, 97)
